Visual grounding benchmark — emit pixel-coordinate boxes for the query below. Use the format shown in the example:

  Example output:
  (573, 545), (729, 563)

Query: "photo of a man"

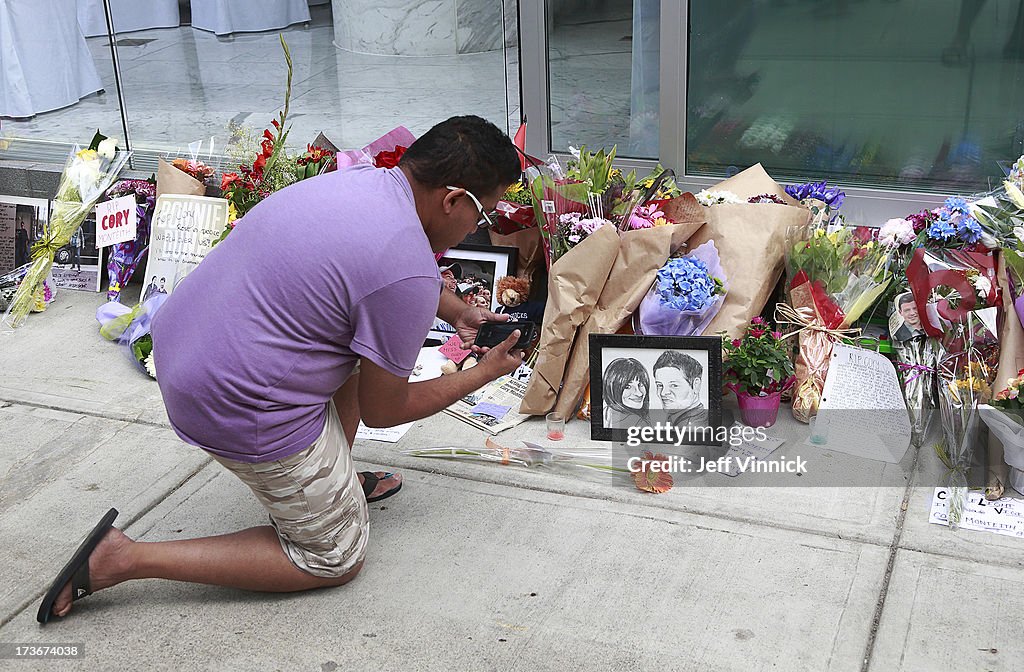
(653, 350), (708, 429)
(143, 276), (159, 301)
(891, 292), (926, 342)
(439, 263), (461, 292)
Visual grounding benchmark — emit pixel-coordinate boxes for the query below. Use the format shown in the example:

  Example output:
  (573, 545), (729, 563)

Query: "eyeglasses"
(446, 185), (497, 230)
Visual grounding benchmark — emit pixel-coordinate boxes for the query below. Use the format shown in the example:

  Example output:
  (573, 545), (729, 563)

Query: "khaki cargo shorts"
(210, 401), (369, 578)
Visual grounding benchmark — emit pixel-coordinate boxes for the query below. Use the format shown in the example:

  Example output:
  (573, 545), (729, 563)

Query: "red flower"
(373, 145), (407, 169)
(632, 451), (673, 494)
(731, 339), (742, 348)
(271, 119), (280, 130)
(263, 129), (275, 143)
(253, 153), (267, 175)
(751, 316), (765, 325)
(750, 327), (767, 338)
(220, 172), (241, 190)
(261, 138), (275, 157)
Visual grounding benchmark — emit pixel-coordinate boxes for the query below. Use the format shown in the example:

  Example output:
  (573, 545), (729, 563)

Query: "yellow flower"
(653, 217), (669, 227)
(227, 202), (238, 224)
(76, 148), (98, 161)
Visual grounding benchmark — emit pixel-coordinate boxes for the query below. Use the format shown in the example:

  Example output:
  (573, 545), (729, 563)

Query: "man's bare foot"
(358, 471), (402, 500)
(51, 528), (135, 619)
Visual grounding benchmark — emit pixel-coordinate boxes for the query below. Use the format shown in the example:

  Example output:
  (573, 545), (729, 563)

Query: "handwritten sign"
(929, 488), (1024, 539)
(95, 195), (137, 248)
(814, 343), (912, 463)
(141, 195), (228, 296)
(439, 333), (472, 365)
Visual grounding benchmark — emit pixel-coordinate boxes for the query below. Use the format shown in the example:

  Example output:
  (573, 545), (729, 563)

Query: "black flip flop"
(36, 508), (118, 625)
(360, 472), (402, 503)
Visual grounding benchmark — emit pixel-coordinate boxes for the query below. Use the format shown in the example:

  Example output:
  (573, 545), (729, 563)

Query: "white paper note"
(356, 422), (414, 443)
(720, 424), (786, 477)
(928, 488), (1024, 539)
(813, 343), (912, 463)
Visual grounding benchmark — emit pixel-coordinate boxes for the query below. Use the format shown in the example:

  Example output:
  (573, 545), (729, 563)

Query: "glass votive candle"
(809, 413), (829, 445)
(546, 412), (565, 441)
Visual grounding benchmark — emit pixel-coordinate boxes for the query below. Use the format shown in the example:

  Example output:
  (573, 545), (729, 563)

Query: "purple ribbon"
(897, 362), (937, 385)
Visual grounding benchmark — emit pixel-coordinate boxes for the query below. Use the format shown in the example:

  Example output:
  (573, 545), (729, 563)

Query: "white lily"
(1005, 180), (1024, 210)
(97, 137), (119, 160)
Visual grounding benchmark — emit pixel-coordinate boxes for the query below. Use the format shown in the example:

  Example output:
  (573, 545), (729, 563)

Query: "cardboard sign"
(95, 195), (137, 248)
(140, 194), (228, 299)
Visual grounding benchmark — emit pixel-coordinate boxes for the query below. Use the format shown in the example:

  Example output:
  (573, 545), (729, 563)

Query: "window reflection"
(687, 0), (1024, 192)
(548, 0), (660, 159)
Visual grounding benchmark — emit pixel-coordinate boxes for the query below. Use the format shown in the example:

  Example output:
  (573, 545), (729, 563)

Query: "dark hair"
(399, 115), (521, 197)
(898, 293), (915, 308)
(653, 351), (703, 387)
(603, 358), (651, 419)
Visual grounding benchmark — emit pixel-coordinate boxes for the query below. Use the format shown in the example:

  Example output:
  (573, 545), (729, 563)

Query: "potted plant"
(722, 317), (796, 427)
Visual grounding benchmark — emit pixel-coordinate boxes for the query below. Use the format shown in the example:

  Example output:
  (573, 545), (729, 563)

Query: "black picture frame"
(429, 243), (518, 342)
(589, 333), (723, 445)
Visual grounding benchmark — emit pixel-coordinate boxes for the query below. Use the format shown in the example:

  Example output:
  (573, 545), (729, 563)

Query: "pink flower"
(750, 327), (766, 338)
(751, 316), (765, 325)
(731, 339), (742, 348)
(878, 218), (916, 248)
(771, 331), (783, 339)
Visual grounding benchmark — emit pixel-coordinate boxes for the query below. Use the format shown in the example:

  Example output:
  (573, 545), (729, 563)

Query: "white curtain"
(77, 0), (180, 38)
(190, 0), (311, 36)
(0, 0), (102, 117)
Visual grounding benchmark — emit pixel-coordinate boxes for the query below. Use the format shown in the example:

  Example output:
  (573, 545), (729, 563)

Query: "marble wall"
(332, 0), (516, 56)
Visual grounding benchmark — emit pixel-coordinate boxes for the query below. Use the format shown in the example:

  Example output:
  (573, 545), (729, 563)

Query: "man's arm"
(359, 330), (525, 427)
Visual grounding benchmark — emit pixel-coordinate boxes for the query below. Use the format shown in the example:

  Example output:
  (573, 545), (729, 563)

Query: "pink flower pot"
(736, 390), (782, 428)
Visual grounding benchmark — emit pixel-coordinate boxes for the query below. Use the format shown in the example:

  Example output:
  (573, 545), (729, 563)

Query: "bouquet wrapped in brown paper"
(685, 164), (810, 341)
(157, 157), (207, 199)
(550, 198), (706, 418)
(520, 224), (620, 414)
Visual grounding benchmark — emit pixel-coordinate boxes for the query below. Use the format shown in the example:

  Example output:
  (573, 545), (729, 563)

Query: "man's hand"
(453, 305), (509, 352)
(477, 329), (525, 378)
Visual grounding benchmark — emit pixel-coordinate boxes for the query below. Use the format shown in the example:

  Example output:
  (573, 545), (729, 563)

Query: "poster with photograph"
(888, 290), (927, 343)
(140, 195), (229, 298)
(49, 206), (103, 292)
(589, 334), (723, 444)
(429, 244), (517, 342)
(0, 195), (49, 274)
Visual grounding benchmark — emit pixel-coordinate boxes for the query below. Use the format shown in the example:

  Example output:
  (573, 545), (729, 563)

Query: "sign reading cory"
(95, 195), (137, 249)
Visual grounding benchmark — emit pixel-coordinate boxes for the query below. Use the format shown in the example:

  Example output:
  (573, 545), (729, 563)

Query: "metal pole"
(101, 0), (133, 167)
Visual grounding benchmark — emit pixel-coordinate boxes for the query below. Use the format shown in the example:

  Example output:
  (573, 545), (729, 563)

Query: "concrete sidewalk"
(0, 289), (1021, 671)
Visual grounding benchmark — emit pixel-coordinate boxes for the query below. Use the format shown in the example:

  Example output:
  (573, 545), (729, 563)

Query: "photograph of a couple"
(589, 335), (723, 444)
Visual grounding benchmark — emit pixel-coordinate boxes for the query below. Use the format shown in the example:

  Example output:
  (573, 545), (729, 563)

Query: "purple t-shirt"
(152, 165), (441, 463)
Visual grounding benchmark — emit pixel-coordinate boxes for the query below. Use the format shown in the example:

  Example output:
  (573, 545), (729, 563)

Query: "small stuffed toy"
(496, 275), (531, 310)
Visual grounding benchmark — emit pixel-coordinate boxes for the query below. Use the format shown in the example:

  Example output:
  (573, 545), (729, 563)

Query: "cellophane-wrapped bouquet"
(637, 240), (727, 337)
(785, 223), (892, 422)
(3, 131), (130, 328)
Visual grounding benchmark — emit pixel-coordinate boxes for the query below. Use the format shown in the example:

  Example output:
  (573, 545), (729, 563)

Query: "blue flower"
(785, 180), (846, 209)
(655, 257), (718, 312)
(927, 219), (956, 241)
(944, 196), (971, 216)
(957, 216), (982, 244)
